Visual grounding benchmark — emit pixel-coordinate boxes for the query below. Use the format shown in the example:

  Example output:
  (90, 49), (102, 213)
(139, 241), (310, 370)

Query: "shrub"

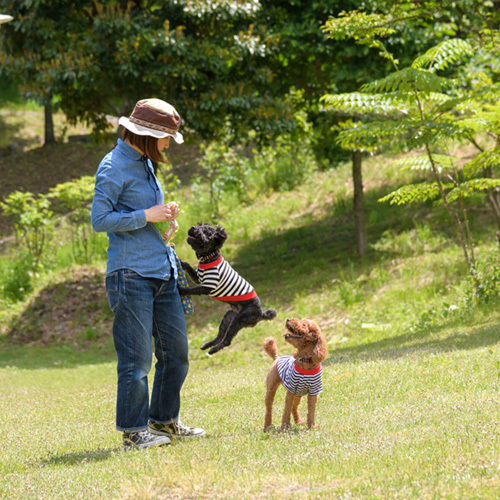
(0, 190), (54, 268)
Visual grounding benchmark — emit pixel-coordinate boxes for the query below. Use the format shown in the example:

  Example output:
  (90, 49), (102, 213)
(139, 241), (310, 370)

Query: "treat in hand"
(154, 220), (179, 242)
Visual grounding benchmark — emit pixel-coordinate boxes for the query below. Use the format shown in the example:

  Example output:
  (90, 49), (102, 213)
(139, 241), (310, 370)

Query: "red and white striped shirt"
(277, 355), (323, 396)
(197, 255), (257, 302)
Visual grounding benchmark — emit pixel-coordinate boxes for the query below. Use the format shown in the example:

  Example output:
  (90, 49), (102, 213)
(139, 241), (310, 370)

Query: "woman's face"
(158, 136), (171, 152)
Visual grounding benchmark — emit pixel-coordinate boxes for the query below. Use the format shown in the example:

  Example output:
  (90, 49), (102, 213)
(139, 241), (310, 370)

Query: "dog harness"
(277, 355), (323, 397)
(197, 254), (257, 302)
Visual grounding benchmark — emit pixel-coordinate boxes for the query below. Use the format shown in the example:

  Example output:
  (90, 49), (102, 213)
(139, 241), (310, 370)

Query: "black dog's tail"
(262, 308), (277, 320)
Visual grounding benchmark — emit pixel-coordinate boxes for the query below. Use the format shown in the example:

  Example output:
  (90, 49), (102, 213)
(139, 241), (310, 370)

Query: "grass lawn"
(1, 111), (500, 498)
(1, 314), (500, 499)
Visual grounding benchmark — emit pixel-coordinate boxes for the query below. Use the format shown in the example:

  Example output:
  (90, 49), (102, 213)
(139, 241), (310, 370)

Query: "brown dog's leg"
(291, 395), (305, 425)
(307, 394), (318, 429)
(263, 363), (281, 431)
(281, 390), (296, 430)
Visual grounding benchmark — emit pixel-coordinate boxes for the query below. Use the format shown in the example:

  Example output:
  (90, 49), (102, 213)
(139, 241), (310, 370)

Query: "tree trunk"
(44, 98), (56, 145)
(352, 150), (368, 255)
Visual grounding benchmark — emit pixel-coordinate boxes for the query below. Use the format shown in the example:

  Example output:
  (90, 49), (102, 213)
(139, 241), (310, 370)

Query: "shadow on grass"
(325, 314), (500, 365)
(0, 342), (116, 370)
(38, 447), (120, 467)
(0, 112), (36, 156)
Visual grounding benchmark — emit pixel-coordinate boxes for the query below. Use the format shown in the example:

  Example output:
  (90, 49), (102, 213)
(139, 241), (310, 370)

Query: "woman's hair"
(122, 128), (166, 169)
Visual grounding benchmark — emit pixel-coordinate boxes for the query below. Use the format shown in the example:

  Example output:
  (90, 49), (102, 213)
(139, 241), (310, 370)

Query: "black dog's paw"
(177, 286), (189, 296)
(208, 345), (223, 355)
(200, 339), (217, 351)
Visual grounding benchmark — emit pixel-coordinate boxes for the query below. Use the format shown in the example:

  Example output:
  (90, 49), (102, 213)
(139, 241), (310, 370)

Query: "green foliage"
(251, 132), (317, 194)
(0, 0), (401, 161)
(446, 179), (500, 203)
(379, 182), (444, 205)
(361, 66), (449, 94)
(156, 166), (181, 201)
(0, 190), (54, 268)
(392, 154), (455, 173)
(464, 147), (500, 178)
(464, 256), (500, 305)
(48, 176), (96, 264)
(192, 92), (318, 218)
(194, 139), (251, 219)
(321, 18), (500, 278)
(2, 254), (35, 302)
(411, 38), (474, 72)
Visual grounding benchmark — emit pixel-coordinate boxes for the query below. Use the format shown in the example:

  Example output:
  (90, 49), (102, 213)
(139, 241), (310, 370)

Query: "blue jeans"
(106, 269), (189, 432)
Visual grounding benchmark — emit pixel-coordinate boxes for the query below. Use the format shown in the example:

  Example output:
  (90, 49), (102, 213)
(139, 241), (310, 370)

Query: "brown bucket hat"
(119, 98), (184, 144)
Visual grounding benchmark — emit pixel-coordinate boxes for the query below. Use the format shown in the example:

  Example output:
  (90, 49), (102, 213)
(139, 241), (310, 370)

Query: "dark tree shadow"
(325, 316), (500, 365)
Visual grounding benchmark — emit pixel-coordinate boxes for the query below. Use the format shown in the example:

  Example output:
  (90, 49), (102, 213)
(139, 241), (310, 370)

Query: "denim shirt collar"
(116, 138), (145, 161)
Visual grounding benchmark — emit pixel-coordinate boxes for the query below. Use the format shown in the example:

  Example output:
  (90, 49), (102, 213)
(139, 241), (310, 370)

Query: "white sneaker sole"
(148, 426), (206, 439)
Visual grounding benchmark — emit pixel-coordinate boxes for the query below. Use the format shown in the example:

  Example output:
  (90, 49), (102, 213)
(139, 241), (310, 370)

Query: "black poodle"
(178, 223), (277, 355)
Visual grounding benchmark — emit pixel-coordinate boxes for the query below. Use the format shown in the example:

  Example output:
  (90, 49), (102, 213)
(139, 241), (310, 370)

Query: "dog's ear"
(307, 321), (328, 363)
(312, 333), (328, 363)
(214, 225), (228, 247)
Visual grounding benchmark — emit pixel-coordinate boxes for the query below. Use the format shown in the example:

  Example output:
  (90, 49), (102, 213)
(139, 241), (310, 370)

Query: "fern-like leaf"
(447, 178), (500, 202)
(392, 154), (456, 173)
(320, 92), (408, 118)
(360, 67), (447, 94)
(412, 39), (473, 72)
(406, 119), (472, 148)
(322, 11), (396, 42)
(464, 148), (500, 177)
(336, 120), (408, 152)
(378, 182), (446, 205)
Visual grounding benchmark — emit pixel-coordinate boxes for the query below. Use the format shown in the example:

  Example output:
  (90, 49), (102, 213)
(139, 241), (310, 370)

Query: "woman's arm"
(91, 172), (180, 233)
(91, 169), (145, 232)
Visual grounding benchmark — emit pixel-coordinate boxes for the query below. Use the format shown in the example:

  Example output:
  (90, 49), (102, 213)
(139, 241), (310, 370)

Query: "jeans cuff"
(116, 425), (148, 433)
(148, 417), (178, 425)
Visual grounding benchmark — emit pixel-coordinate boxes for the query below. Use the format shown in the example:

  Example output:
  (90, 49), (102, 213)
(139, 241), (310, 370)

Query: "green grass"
(1, 321), (500, 499)
(2, 131), (500, 497)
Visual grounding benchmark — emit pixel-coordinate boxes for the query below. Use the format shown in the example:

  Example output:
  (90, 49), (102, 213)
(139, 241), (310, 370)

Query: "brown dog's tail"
(263, 337), (278, 360)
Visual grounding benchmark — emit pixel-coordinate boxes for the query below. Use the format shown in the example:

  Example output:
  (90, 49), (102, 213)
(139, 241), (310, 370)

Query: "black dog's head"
(186, 223), (228, 256)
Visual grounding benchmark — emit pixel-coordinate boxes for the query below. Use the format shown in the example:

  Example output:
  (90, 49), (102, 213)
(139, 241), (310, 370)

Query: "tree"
(0, 0), (387, 147)
(321, 35), (500, 279)
(321, 0), (500, 256)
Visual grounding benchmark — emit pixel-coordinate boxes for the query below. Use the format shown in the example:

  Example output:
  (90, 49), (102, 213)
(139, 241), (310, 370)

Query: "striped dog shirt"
(277, 355), (323, 397)
(197, 254), (257, 302)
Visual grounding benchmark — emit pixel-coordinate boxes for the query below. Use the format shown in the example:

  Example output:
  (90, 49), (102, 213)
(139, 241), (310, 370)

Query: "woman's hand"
(145, 202), (180, 222)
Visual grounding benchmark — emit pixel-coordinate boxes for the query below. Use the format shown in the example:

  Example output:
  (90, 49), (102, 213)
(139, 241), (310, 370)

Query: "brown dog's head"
(282, 318), (328, 364)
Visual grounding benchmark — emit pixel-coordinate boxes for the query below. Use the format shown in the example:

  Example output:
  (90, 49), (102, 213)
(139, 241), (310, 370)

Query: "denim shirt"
(91, 139), (177, 280)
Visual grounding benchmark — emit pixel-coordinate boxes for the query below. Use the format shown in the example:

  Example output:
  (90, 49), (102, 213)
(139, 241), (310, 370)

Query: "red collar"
(198, 255), (223, 270)
(294, 362), (322, 375)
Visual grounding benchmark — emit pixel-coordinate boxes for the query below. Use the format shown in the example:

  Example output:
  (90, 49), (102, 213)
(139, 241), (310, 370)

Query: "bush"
(0, 191), (54, 268)
(48, 176), (96, 264)
(2, 254), (35, 302)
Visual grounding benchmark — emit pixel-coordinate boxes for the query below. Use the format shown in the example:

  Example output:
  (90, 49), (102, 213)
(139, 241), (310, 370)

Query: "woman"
(91, 98), (205, 449)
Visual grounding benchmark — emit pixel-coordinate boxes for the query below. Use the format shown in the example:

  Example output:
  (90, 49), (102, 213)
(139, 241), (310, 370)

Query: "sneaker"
(148, 420), (206, 439)
(123, 429), (171, 449)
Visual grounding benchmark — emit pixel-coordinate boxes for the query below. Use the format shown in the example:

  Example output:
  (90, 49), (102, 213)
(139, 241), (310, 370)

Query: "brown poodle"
(263, 318), (328, 431)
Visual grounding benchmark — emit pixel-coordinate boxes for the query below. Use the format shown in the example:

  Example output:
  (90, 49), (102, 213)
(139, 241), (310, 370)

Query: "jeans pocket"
(105, 272), (119, 312)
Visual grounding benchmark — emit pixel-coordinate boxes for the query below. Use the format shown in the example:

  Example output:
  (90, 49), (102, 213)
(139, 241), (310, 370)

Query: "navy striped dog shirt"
(277, 355), (323, 396)
(197, 255), (257, 302)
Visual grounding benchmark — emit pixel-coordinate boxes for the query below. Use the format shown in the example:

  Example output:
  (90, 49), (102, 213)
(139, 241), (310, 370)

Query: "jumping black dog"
(178, 223), (277, 355)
